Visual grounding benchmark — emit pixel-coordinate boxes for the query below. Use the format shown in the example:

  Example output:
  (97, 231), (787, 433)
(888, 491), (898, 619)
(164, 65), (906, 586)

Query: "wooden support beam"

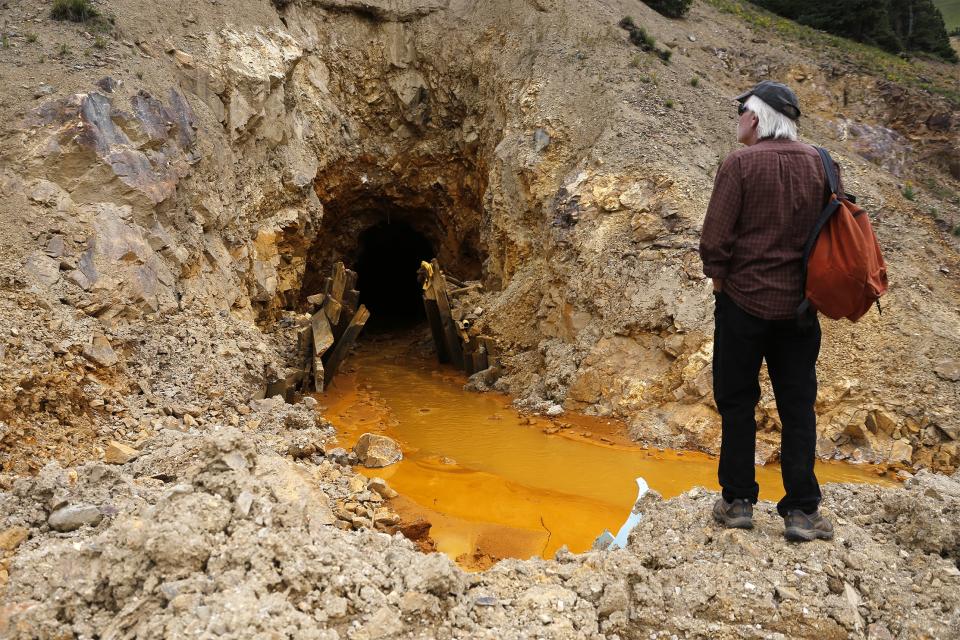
(311, 310), (335, 392)
(341, 289), (360, 316)
(322, 305), (370, 388)
(449, 283), (483, 296)
(430, 259), (464, 370)
(330, 262), (348, 303)
(323, 297), (342, 327)
(424, 298), (449, 363)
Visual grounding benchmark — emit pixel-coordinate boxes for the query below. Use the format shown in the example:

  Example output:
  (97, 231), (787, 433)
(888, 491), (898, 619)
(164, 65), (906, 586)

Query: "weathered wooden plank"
(341, 289), (360, 316)
(423, 298), (449, 363)
(323, 297), (342, 327)
(448, 283), (483, 296)
(322, 305), (370, 388)
(330, 262), (348, 303)
(430, 259), (464, 370)
(311, 310), (335, 392)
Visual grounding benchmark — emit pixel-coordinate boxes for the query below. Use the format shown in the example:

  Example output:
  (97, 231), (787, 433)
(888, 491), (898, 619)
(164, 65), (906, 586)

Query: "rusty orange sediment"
(318, 336), (896, 570)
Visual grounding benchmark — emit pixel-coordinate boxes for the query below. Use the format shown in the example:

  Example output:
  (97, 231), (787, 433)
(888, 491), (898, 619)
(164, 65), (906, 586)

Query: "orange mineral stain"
(319, 335), (895, 568)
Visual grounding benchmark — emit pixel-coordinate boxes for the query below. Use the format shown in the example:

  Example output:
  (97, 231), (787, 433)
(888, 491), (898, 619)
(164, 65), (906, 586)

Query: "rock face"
(353, 433), (403, 468)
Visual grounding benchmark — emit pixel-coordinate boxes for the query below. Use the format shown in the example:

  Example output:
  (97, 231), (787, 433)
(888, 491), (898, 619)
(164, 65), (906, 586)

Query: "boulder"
(889, 440), (914, 465)
(934, 359), (960, 382)
(82, 334), (119, 367)
(354, 433), (402, 468)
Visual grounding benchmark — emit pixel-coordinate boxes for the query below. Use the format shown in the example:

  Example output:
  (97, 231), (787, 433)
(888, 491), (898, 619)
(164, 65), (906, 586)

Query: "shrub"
(690, 76), (700, 87)
(953, 225), (960, 237)
(665, 99), (675, 108)
(643, 0), (693, 19)
(57, 43), (71, 57)
(26, 32), (38, 43)
(658, 47), (673, 62)
(902, 184), (915, 200)
(94, 35), (106, 49)
(51, 0), (99, 22)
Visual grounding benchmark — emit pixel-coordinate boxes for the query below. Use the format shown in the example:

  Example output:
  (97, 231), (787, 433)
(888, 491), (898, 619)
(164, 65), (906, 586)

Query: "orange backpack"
(798, 148), (888, 322)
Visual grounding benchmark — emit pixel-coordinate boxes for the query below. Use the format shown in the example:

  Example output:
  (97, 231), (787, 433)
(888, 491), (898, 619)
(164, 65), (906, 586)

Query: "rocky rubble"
(2, 426), (958, 639)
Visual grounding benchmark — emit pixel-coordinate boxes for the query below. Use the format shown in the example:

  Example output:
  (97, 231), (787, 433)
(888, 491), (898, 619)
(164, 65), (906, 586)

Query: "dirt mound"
(2, 429), (958, 638)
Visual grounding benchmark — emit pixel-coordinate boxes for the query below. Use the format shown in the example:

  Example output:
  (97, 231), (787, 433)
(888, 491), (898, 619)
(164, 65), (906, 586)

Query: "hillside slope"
(0, 0), (959, 637)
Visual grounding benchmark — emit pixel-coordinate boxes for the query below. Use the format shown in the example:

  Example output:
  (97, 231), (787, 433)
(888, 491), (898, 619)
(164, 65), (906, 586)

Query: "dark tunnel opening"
(354, 220), (435, 332)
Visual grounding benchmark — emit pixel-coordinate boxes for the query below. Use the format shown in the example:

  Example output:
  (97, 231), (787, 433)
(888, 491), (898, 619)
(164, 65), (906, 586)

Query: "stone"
(353, 433), (402, 468)
(24, 251), (61, 286)
(890, 440), (913, 465)
(367, 477), (399, 499)
(364, 606), (403, 639)
(104, 440), (140, 464)
(83, 334), (119, 367)
(533, 128), (551, 152)
(934, 359), (960, 382)
(48, 504), (103, 532)
(0, 526), (29, 551)
(403, 553), (465, 596)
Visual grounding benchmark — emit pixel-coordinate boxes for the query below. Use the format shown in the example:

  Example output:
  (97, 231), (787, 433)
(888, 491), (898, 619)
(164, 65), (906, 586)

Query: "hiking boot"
(783, 509), (834, 542)
(712, 498), (753, 529)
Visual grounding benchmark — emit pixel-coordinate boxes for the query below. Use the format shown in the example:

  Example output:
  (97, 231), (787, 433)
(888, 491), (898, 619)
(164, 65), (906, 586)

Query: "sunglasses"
(737, 103), (748, 116)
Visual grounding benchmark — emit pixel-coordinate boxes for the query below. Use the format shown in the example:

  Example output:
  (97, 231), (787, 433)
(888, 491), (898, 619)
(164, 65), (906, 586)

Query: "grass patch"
(934, 0), (960, 32)
(51, 0), (99, 22)
(953, 225), (960, 237)
(1, 34), (9, 49)
(619, 16), (674, 64)
(26, 32), (38, 43)
(704, 0), (959, 106)
(902, 183), (916, 201)
(57, 43), (71, 57)
(690, 76), (700, 87)
(93, 35), (107, 49)
(665, 99), (675, 108)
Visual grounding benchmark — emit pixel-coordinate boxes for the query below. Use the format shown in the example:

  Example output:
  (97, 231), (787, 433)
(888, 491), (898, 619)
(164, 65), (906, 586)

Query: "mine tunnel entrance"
(354, 220), (435, 332)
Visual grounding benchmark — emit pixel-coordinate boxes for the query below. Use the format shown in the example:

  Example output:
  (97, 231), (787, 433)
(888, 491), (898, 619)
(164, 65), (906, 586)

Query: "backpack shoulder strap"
(815, 146), (839, 196)
(797, 147), (843, 318)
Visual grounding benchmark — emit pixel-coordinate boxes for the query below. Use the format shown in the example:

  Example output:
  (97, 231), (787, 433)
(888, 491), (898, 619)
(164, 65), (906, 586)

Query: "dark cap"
(735, 80), (801, 120)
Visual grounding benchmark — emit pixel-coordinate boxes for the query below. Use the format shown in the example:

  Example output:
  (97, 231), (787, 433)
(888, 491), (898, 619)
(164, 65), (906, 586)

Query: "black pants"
(712, 291), (822, 517)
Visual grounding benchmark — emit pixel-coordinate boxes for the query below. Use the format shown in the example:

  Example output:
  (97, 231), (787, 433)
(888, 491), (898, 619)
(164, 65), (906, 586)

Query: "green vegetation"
(704, 0), (959, 104)
(903, 183), (916, 200)
(690, 76), (700, 87)
(953, 225), (960, 236)
(749, 0), (957, 62)
(26, 32), (38, 43)
(51, 0), (99, 22)
(629, 53), (644, 67)
(1, 34), (9, 49)
(933, 0), (960, 31)
(94, 35), (107, 49)
(642, 0), (693, 19)
(665, 99), (676, 108)
(57, 43), (71, 57)
(619, 17), (674, 64)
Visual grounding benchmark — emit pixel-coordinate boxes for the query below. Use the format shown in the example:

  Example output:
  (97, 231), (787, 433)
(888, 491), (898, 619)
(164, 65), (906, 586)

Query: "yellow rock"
(0, 526), (28, 552)
(104, 440), (140, 465)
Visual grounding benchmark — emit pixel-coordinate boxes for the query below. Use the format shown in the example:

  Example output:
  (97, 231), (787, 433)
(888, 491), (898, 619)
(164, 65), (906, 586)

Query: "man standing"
(700, 81), (838, 542)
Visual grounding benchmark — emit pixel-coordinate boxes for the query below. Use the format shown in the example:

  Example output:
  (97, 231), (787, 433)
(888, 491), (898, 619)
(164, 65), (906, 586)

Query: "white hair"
(744, 95), (798, 141)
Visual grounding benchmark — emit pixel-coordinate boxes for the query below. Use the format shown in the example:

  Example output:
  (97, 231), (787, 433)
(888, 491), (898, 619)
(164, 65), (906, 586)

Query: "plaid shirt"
(699, 139), (841, 320)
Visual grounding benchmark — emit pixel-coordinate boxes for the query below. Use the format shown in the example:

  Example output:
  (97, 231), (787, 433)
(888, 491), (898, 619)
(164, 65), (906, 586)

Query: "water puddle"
(319, 334), (895, 569)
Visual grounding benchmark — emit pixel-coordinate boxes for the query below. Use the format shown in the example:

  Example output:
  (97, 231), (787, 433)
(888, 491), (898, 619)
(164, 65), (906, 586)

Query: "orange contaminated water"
(320, 334), (895, 567)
